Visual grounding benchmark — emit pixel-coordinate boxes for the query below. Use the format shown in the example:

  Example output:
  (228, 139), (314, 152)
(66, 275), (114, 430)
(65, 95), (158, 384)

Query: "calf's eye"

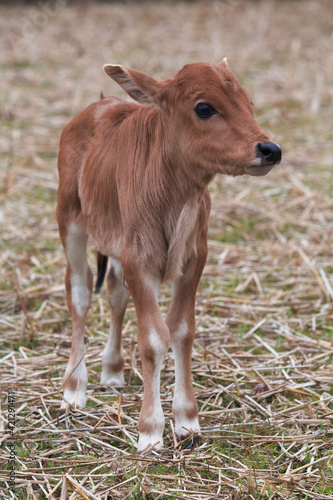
(194, 102), (218, 119)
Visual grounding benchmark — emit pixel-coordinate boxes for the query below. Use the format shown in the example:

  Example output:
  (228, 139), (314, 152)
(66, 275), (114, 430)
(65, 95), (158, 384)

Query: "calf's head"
(104, 60), (281, 178)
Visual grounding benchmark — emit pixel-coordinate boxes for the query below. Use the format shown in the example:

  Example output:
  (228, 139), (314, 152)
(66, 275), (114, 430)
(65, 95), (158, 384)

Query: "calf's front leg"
(166, 246), (207, 442)
(123, 260), (170, 452)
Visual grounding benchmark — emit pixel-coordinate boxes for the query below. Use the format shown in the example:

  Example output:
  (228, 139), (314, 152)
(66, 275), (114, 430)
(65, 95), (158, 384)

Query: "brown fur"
(57, 60), (280, 451)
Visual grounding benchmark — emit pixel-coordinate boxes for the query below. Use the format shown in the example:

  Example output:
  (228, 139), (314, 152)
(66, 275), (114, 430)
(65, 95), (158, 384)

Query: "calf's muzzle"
(256, 142), (282, 165)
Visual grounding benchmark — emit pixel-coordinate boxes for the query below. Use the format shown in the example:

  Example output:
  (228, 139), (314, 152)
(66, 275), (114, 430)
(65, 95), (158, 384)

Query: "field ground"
(1, 1), (333, 498)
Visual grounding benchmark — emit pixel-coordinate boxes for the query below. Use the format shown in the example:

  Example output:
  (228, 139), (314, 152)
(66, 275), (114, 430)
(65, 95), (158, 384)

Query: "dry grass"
(1, 0), (333, 498)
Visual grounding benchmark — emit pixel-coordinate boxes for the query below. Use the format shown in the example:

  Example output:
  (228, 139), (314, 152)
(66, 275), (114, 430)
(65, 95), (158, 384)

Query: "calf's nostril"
(256, 142), (282, 165)
(257, 144), (272, 157)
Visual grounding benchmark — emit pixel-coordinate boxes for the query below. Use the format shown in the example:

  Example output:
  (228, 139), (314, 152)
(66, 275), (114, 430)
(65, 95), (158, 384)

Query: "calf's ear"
(103, 64), (163, 105)
(218, 57), (229, 69)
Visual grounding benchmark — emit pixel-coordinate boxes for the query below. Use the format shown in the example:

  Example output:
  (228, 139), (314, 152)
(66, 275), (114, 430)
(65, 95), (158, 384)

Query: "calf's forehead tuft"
(168, 62), (247, 108)
(173, 63), (234, 93)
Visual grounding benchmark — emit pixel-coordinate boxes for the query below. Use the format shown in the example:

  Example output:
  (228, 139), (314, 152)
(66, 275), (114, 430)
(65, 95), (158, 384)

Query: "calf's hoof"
(137, 433), (164, 454)
(180, 435), (201, 450)
(58, 408), (84, 423)
(100, 371), (125, 388)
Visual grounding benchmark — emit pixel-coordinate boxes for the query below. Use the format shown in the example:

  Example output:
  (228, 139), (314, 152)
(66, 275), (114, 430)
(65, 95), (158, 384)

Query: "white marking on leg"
(100, 349), (125, 386)
(148, 327), (167, 417)
(100, 371), (124, 387)
(101, 259), (128, 387)
(172, 320), (188, 343)
(172, 320), (200, 437)
(149, 328), (166, 355)
(71, 274), (90, 317)
(101, 325), (125, 387)
(172, 321), (191, 412)
(63, 224), (90, 410)
(137, 430), (164, 452)
(137, 328), (166, 452)
(67, 224), (90, 317)
(110, 257), (123, 278)
(174, 416), (200, 437)
(61, 359), (88, 409)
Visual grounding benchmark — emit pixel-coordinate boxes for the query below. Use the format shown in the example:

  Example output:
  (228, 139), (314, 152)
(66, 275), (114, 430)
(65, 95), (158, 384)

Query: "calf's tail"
(95, 252), (108, 293)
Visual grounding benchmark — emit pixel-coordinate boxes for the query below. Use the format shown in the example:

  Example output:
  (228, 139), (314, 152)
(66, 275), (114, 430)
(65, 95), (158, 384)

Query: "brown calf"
(56, 59), (281, 452)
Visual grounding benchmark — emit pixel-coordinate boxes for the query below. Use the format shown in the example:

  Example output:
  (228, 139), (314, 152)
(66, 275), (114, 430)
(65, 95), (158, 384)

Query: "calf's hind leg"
(60, 224), (93, 410)
(101, 259), (129, 387)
